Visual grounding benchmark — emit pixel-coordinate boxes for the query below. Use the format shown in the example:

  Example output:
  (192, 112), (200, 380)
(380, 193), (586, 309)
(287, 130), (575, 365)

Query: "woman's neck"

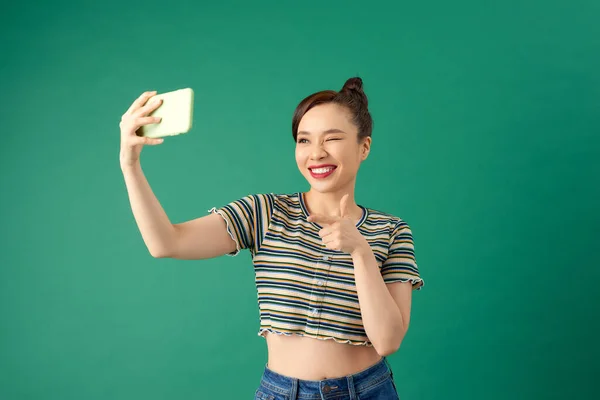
(303, 189), (363, 222)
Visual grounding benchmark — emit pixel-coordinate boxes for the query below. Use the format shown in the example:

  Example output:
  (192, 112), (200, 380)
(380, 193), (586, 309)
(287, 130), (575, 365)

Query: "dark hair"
(292, 77), (373, 142)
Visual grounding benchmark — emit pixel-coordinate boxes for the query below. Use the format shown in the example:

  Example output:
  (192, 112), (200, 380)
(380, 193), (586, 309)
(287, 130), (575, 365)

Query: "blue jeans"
(254, 357), (399, 399)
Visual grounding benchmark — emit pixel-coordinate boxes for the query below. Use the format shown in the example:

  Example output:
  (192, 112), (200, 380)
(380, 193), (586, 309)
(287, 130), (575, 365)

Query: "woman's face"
(295, 103), (370, 193)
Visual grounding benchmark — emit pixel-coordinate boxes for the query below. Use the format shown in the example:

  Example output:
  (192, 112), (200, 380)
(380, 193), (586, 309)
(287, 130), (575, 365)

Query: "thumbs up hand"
(307, 194), (369, 255)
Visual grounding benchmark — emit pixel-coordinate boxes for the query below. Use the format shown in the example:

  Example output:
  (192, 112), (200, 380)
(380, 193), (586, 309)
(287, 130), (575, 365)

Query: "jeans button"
(323, 385), (331, 393)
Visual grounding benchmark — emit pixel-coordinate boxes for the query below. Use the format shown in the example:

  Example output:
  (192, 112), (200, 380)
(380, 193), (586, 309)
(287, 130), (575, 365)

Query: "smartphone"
(138, 88), (194, 138)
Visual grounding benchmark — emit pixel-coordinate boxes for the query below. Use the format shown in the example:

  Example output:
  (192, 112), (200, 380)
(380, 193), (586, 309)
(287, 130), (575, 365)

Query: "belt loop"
(290, 377), (298, 400)
(347, 374), (357, 400)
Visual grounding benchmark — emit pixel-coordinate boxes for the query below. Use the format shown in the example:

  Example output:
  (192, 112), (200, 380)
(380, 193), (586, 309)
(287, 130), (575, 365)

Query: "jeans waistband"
(259, 356), (392, 398)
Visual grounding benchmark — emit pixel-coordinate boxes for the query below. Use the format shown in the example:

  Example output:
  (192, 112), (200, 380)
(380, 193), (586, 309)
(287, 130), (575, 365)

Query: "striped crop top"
(208, 192), (423, 346)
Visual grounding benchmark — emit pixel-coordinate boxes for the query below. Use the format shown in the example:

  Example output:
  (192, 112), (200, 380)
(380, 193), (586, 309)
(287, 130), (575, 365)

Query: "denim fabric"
(254, 357), (399, 400)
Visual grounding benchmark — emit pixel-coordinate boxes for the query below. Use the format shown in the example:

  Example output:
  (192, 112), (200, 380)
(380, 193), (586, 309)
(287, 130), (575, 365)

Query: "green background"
(1, 0), (598, 399)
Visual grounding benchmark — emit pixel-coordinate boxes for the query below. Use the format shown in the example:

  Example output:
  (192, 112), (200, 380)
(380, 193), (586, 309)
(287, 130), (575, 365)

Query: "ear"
(361, 137), (371, 160)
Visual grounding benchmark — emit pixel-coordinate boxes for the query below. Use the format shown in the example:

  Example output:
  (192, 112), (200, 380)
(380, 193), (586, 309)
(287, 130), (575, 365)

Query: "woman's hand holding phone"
(119, 91), (164, 168)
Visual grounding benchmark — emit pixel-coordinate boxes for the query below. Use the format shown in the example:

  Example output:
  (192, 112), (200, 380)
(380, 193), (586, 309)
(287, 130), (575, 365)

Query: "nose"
(310, 143), (328, 160)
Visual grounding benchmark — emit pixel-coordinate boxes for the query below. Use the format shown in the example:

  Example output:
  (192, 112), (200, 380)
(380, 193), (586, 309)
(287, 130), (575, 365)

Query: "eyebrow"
(297, 128), (347, 136)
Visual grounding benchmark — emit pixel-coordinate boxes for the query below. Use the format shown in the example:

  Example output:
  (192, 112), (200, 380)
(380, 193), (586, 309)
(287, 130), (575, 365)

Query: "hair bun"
(341, 77), (364, 93)
(340, 77), (367, 106)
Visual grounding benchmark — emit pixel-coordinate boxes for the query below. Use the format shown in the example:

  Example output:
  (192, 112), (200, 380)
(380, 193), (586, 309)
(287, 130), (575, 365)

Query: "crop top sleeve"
(380, 220), (424, 290)
(208, 193), (274, 257)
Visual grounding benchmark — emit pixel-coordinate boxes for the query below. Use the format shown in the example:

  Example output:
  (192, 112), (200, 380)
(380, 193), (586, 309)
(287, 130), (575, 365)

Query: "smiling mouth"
(309, 166), (337, 179)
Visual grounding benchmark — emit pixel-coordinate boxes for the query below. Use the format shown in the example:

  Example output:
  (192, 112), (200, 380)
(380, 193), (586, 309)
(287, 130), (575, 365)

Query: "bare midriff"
(264, 331), (383, 380)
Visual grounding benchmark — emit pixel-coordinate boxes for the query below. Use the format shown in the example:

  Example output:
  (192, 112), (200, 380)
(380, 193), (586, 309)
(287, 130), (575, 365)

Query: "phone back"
(139, 88), (194, 138)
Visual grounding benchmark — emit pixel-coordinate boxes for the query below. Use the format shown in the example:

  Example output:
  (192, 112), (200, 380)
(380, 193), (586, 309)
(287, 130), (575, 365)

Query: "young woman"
(119, 77), (424, 399)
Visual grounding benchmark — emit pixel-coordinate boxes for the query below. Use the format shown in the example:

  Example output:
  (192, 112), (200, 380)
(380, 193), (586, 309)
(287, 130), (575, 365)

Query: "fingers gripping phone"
(138, 88), (194, 138)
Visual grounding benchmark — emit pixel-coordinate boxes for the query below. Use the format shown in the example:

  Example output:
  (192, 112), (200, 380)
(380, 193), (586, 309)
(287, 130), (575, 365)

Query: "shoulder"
(244, 192), (297, 206)
(249, 192), (303, 208)
(361, 206), (412, 238)
(241, 192), (304, 217)
(362, 205), (406, 228)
